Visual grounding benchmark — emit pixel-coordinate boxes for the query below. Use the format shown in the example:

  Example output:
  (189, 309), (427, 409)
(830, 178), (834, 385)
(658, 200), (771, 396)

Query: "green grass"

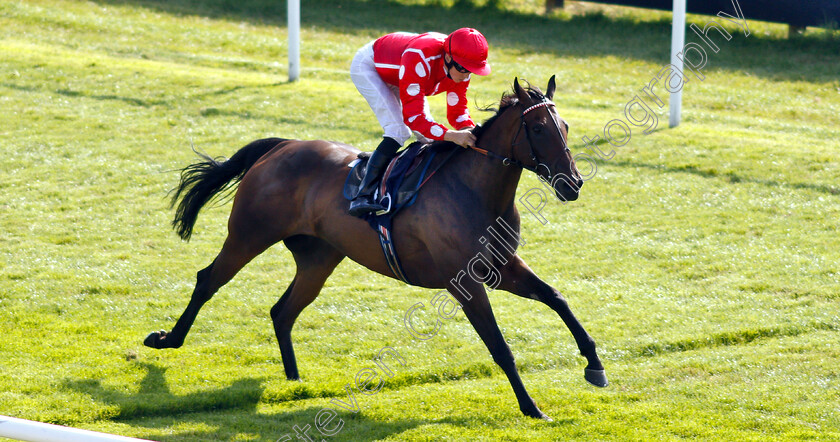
(1, 0), (839, 440)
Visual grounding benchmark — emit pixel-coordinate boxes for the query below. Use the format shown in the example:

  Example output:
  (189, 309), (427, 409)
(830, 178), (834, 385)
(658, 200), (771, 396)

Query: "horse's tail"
(170, 137), (285, 241)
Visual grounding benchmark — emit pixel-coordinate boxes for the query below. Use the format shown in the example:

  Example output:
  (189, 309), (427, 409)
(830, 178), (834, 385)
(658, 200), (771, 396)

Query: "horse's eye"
(532, 123), (544, 134)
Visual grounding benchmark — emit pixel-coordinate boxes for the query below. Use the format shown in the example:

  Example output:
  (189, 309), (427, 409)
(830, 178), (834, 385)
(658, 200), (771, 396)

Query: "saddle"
(343, 141), (462, 284)
(343, 141), (460, 220)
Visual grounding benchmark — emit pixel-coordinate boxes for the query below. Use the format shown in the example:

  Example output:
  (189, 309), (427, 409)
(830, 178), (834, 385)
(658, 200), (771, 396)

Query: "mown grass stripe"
(634, 322), (839, 357)
(0, 39), (284, 87)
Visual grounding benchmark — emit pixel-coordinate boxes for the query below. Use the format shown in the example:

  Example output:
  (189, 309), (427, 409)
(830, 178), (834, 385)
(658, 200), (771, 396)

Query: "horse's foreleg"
(271, 236), (344, 380)
(144, 234), (266, 350)
(454, 279), (550, 420)
(498, 255), (608, 387)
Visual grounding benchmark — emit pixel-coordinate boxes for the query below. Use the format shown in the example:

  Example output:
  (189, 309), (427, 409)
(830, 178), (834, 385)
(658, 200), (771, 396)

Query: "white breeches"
(350, 41), (413, 145)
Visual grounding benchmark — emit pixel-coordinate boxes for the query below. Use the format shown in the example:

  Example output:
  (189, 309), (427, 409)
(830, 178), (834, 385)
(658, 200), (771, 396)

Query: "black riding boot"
(348, 137), (401, 217)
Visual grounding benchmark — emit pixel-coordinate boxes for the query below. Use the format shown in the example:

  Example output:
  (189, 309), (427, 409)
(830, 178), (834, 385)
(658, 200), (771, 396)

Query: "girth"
(343, 142), (462, 284)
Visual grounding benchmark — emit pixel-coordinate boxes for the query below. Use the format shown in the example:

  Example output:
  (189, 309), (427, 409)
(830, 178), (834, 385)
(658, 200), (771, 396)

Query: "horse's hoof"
(143, 330), (167, 349)
(522, 406), (550, 420)
(525, 411), (552, 421)
(585, 368), (609, 387)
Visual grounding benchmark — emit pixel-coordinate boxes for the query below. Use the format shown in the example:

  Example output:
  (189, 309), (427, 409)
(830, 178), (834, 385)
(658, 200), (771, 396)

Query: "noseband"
(469, 98), (569, 176)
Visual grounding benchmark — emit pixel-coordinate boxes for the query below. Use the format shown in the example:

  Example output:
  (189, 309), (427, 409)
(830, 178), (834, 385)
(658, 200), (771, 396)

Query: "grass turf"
(1, 0), (838, 440)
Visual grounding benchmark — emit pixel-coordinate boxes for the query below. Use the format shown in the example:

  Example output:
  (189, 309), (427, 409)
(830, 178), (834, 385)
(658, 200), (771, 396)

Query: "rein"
(468, 98), (561, 175)
(466, 144), (537, 172)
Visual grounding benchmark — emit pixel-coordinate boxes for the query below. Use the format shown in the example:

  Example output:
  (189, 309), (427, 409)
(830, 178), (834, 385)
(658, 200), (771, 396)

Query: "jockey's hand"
(444, 129), (477, 149)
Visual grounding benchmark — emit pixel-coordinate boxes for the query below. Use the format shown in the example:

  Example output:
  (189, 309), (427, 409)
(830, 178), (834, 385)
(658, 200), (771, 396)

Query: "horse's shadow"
(63, 362), (444, 441)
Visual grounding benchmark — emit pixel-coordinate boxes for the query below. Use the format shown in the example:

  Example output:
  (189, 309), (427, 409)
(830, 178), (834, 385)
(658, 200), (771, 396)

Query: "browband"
(522, 100), (554, 115)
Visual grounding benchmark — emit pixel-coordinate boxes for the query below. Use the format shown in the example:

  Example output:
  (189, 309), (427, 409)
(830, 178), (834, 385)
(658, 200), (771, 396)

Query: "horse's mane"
(408, 81), (546, 151)
(472, 81), (547, 140)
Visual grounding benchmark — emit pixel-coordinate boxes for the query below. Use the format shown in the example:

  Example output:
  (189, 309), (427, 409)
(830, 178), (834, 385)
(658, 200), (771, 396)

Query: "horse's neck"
(457, 130), (523, 215)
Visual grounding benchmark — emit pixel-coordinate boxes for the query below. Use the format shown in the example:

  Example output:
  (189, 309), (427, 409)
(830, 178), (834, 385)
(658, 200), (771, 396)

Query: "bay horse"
(144, 76), (607, 420)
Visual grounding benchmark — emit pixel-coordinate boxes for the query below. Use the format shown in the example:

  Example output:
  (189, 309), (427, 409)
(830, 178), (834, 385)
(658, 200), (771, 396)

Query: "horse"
(144, 76), (607, 420)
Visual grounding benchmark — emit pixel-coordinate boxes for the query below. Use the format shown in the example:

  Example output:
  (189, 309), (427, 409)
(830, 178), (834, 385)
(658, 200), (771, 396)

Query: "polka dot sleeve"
(446, 79), (475, 130)
(398, 50), (448, 141)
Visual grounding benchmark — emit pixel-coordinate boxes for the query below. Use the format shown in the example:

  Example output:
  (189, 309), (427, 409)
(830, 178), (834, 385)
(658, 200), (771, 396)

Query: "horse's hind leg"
(144, 233), (272, 349)
(270, 235), (344, 380)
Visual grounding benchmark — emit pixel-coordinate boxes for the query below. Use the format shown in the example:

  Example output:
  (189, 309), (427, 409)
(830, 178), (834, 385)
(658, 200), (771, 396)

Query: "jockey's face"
(444, 54), (472, 83)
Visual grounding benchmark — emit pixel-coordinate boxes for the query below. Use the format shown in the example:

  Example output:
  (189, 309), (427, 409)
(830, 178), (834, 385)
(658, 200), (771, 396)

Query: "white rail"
(0, 415), (153, 442)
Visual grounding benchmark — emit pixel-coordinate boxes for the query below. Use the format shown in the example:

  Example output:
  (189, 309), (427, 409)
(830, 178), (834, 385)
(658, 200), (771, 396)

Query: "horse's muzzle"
(554, 177), (583, 202)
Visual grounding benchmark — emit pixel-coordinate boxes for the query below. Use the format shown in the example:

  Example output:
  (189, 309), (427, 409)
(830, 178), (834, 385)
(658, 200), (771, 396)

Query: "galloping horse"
(144, 77), (607, 420)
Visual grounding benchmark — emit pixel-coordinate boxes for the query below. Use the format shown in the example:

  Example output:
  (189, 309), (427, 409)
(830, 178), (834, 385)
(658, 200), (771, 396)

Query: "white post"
(669, 0), (686, 127)
(288, 0), (300, 82)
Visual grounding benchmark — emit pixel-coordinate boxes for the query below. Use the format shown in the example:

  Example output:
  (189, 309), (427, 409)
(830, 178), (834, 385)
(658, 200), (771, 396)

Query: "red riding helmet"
(444, 28), (491, 76)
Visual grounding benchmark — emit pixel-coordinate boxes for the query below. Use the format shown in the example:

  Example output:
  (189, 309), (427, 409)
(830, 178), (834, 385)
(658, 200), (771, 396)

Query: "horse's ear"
(513, 77), (529, 103)
(546, 75), (556, 100)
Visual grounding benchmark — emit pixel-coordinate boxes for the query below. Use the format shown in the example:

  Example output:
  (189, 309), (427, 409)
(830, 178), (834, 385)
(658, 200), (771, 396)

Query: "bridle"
(468, 97), (570, 176)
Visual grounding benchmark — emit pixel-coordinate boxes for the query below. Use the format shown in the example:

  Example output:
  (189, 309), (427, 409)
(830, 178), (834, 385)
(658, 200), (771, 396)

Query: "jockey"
(348, 27), (491, 217)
